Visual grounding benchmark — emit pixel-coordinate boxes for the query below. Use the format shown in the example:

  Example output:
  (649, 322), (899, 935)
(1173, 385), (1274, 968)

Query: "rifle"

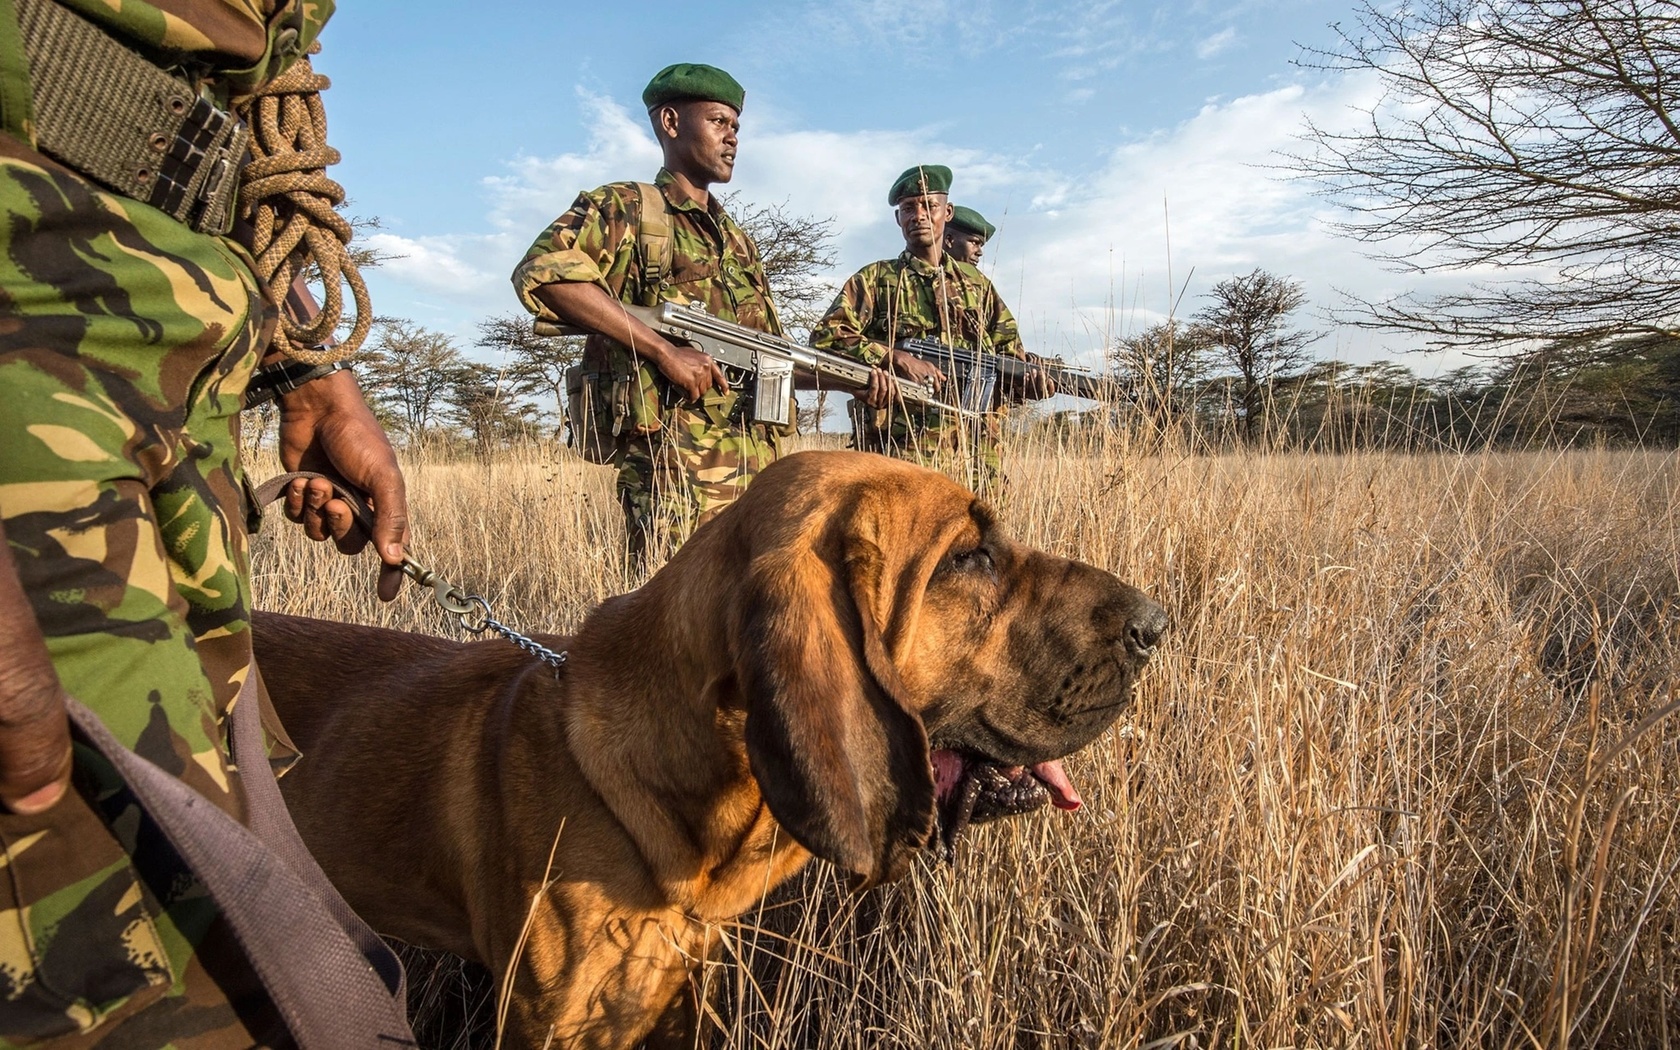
(896, 337), (1122, 404)
(535, 302), (974, 427)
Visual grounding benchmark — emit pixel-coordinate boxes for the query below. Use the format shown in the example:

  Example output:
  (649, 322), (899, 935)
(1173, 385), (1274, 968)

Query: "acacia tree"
(1192, 270), (1323, 441)
(476, 313), (583, 439)
(722, 194), (839, 334)
(1293, 0), (1680, 349)
(1110, 320), (1210, 430)
(447, 362), (542, 453)
(358, 320), (465, 438)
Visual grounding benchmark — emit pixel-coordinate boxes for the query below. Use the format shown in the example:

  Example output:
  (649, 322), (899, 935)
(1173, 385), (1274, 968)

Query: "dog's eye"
(948, 547), (994, 574)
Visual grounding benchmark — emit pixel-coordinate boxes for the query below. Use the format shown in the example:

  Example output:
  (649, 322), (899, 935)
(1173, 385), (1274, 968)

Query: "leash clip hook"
(398, 555), (477, 616)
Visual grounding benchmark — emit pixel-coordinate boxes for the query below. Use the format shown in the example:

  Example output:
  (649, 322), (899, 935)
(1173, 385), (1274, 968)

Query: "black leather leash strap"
(63, 471), (416, 1047)
(252, 470), (378, 536)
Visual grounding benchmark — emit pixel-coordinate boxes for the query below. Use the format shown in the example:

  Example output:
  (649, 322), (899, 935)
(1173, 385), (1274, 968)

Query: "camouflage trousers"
(848, 399), (1003, 497)
(0, 146), (290, 1046)
(615, 384), (781, 557)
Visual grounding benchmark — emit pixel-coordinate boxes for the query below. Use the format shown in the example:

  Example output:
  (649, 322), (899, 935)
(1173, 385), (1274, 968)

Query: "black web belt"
(12, 0), (248, 235)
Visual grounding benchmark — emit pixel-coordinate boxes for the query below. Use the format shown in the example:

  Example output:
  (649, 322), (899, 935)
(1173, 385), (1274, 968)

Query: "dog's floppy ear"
(735, 536), (934, 886)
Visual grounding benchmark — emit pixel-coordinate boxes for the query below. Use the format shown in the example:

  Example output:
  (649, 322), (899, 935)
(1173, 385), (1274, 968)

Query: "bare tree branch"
(1288, 0), (1680, 348)
(721, 193), (839, 335)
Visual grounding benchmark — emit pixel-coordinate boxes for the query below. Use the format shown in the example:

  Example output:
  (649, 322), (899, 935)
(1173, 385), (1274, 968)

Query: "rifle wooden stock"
(535, 303), (976, 417)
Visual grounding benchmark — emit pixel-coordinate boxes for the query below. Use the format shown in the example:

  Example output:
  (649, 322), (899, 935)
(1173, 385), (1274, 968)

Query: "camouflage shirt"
(513, 168), (782, 345)
(810, 250), (1025, 366)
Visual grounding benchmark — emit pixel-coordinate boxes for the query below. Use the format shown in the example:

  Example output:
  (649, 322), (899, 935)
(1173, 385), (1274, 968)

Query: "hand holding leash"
(252, 471), (567, 674)
(272, 364), (410, 600)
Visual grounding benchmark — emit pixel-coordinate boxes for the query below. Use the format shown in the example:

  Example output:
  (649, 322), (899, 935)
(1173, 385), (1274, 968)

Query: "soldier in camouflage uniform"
(514, 63), (786, 555)
(943, 205), (996, 266)
(811, 166), (1046, 495)
(0, 1), (411, 1045)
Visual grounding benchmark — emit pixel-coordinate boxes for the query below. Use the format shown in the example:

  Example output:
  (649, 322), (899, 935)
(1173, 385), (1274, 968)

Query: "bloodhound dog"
(254, 450), (1168, 1049)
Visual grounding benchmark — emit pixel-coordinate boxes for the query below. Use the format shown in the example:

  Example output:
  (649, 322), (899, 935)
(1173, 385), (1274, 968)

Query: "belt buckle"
(148, 94), (249, 236)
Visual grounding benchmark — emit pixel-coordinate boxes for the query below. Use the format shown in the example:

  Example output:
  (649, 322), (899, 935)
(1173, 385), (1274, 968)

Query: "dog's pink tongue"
(1032, 760), (1083, 810)
(930, 749), (965, 801)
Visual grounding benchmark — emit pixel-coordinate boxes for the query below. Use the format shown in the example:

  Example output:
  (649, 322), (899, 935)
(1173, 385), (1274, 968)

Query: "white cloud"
(363, 233), (501, 298)
(980, 74), (1467, 368)
(484, 90), (664, 236)
(1196, 26), (1239, 58)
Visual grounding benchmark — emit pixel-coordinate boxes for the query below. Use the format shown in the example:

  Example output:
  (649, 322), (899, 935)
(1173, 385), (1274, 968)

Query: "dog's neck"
(560, 546), (810, 918)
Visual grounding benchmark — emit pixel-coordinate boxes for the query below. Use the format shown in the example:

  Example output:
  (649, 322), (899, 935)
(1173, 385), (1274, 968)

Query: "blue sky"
(312, 0), (1472, 373)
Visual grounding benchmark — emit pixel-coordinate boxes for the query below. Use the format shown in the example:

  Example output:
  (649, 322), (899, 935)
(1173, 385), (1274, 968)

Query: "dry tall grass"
(250, 429), (1680, 1049)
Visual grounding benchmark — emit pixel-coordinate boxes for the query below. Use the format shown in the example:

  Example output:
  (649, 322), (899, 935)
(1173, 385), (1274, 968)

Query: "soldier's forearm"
(532, 283), (678, 369)
(815, 330), (889, 367)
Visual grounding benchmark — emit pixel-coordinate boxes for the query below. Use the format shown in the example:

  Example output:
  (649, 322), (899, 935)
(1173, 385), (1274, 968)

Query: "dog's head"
(685, 451), (1167, 886)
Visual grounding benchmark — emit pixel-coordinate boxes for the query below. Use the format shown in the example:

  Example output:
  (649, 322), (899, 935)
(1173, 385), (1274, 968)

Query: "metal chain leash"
(252, 471), (567, 675)
(399, 556), (568, 674)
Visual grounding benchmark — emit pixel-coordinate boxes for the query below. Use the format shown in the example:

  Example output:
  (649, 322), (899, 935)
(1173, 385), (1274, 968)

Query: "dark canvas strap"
(251, 470), (377, 534)
(66, 685), (413, 1046)
(61, 467), (415, 1047)
(632, 181), (674, 298)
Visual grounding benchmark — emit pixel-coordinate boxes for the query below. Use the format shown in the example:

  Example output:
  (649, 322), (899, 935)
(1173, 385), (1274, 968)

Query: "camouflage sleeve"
(55, 0), (334, 92)
(988, 295), (1026, 359)
(511, 185), (637, 322)
(810, 267), (890, 365)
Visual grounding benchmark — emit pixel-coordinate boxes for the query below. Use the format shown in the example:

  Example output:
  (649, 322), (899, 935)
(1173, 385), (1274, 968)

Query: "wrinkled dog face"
(723, 451), (1168, 883)
(899, 501), (1168, 842)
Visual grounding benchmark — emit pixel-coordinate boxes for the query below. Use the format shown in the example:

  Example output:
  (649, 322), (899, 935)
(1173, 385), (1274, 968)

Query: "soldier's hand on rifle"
(529, 282), (727, 402)
(654, 340), (729, 402)
(860, 347), (940, 404)
(1024, 354), (1057, 399)
(862, 364), (900, 409)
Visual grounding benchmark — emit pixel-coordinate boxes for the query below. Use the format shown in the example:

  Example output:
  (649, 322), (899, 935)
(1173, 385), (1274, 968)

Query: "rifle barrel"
(897, 337), (1123, 403)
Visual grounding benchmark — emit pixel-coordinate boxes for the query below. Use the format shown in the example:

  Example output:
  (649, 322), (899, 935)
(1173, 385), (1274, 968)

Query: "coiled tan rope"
(235, 49), (369, 365)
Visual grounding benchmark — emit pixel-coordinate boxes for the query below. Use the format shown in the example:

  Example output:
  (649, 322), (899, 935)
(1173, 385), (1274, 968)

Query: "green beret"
(642, 63), (745, 112)
(887, 164), (953, 206)
(948, 205), (996, 241)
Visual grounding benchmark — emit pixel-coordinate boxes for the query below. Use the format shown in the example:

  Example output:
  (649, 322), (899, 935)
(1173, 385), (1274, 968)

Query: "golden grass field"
(249, 429), (1680, 1049)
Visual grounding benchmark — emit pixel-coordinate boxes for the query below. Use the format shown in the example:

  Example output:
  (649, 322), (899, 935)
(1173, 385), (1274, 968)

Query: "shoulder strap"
(632, 181), (675, 305)
(65, 679), (415, 1047)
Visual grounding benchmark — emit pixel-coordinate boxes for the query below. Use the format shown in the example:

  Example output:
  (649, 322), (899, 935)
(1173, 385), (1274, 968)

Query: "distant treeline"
(1057, 334), (1680, 453)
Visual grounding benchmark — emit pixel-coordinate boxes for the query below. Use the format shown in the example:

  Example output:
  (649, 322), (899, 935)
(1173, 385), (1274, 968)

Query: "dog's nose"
(1124, 599), (1170, 658)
